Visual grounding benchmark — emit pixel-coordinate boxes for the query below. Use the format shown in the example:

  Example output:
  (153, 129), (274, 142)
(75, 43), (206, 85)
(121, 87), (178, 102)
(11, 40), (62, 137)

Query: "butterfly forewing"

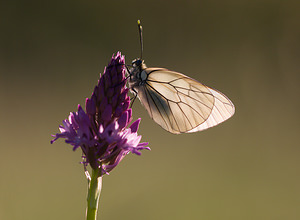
(134, 68), (235, 134)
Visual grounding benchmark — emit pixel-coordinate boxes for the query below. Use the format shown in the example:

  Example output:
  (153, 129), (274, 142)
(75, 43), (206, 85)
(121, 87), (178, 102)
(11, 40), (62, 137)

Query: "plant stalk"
(86, 168), (102, 220)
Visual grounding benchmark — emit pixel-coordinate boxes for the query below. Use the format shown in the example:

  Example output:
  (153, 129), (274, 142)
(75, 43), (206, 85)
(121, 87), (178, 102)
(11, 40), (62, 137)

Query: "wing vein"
(146, 82), (181, 132)
(144, 85), (172, 131)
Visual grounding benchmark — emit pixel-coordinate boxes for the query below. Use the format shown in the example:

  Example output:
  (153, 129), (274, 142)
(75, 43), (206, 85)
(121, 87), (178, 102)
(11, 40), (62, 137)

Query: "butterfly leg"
(125, 64), (132, 78)
(130, 87), (138, 108)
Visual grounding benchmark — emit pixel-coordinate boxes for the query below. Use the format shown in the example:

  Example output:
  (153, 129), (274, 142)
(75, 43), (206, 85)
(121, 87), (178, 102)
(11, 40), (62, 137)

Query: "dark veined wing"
(135, 68), (235, 134)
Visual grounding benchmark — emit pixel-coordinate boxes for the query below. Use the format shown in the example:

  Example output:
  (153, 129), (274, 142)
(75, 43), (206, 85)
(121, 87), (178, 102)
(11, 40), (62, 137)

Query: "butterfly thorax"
(128, 58), (148, 89)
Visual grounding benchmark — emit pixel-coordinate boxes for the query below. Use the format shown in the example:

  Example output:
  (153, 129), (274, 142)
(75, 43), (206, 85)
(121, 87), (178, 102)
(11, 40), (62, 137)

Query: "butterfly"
(128, 20), (235, 134)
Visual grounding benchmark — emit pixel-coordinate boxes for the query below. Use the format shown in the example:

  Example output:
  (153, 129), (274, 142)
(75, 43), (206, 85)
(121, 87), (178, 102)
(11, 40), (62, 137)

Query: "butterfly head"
(131, 58), (147, 72)
(128, 58), (148, 89)
(132, 58), (143, 67)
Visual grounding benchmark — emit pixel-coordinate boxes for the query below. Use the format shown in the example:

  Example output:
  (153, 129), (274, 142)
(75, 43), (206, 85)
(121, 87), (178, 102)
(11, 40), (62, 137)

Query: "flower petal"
(130, 118), (141, 133)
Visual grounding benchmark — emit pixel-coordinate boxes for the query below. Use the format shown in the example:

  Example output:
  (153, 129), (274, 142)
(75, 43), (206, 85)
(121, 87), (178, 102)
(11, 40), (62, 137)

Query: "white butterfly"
(128, 21), (235, 134)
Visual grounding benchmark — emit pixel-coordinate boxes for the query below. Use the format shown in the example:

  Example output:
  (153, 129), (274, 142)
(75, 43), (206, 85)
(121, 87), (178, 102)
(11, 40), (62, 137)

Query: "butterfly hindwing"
(135, 68), (235, 134)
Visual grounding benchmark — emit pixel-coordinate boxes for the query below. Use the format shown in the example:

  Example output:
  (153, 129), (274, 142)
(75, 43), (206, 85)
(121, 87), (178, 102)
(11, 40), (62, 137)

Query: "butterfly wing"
(134, 68), (235, 134)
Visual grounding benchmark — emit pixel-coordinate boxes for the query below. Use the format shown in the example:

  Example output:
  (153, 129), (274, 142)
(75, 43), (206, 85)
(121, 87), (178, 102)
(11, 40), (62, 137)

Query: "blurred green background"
(1, 0), (299, 219)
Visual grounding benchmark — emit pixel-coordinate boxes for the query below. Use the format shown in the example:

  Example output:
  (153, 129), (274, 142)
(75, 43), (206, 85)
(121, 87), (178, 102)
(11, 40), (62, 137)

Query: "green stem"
(86, 168), (102, 220)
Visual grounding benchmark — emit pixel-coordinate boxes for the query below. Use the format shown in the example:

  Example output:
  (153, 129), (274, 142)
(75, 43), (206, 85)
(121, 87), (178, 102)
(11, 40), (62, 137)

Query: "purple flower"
(51, 52), (150, 175)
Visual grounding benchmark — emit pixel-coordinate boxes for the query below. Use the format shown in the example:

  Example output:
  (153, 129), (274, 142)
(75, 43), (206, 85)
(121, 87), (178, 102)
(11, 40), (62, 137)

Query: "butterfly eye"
(132, 59), (142, 67)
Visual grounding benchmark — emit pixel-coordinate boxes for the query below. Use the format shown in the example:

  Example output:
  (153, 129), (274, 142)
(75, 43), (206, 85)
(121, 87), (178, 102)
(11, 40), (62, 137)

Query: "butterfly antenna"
(137, 20), (143, 60)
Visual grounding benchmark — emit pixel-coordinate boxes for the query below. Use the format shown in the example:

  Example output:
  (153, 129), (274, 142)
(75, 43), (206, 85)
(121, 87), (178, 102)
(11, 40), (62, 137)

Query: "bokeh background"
(1, 0), (299, 219)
